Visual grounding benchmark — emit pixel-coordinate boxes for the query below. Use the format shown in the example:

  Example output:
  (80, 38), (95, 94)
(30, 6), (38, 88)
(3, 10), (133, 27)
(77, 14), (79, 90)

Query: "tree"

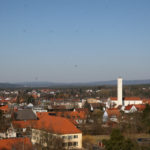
(103, 129), (136, 150)
(142, 104), (150, 132)
(33, 129), (65, 150)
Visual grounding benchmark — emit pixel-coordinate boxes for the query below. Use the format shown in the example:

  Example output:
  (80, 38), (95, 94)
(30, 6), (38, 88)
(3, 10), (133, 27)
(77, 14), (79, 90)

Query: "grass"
(83, 133), (150, 145)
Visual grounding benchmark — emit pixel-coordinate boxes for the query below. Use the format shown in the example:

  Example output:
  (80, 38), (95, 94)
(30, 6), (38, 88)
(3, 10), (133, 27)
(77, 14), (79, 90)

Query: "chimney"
(117, 77), (123, 106)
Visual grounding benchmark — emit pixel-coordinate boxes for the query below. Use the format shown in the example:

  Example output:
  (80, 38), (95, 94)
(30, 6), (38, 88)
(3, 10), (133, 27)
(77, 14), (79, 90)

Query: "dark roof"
(14, 109), (37, 121)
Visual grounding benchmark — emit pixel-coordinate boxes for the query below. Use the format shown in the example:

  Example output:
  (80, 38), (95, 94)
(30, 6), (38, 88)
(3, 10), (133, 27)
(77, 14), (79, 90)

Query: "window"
(73, 142), (78, 146)
(62, 143), (68, 147)
(68, 142), (72, 146)
(62, 136), (67, 139)
(74, 135), (78, 138)
(68, 135), (72, 140)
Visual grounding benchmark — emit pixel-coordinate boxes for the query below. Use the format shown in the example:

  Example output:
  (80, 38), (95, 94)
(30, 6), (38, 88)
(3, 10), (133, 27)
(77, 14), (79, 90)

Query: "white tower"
(117, 77), (123, 106)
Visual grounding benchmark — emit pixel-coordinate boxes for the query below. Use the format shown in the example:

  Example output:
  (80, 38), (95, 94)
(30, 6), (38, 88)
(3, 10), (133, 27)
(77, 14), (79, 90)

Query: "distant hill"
(0, 79), (150, 88)
(0, 83), (21, 88)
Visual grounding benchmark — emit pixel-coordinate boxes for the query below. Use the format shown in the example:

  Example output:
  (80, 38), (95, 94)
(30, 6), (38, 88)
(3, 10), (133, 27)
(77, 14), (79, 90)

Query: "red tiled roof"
(0, 105), (9, 112)
(110, 97), (142, 101)
(13, 112), (82, 134)
(106, 108), (120, 117)
(143, 99), (150, 104)
(0, 138), (32, 150)
(0, 100), (8, 103)
(124, 97), (141, 101)
(124, 105), (134, 111)
(56, 110), (87, 119)
(13, 120), (37, 128)
(50, 98), (64, 101)
(34, 113), (81, 134)
(125, 104), (146, 111)
(134, 104), (146, 111)
(110, 97), (117, 101)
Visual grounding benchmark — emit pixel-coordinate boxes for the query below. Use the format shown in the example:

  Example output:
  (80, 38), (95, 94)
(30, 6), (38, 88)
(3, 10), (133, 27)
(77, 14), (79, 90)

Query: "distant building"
(107, 78), (143, 107)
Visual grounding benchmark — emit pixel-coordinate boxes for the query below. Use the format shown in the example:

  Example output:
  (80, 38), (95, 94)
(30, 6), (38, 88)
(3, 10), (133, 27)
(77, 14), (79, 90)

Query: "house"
(12, 112), (82, 149)
(0, 137), (33, 150)
(32, 112), (82, 149)
(124, 105), (137, 113)
(134, 104), (146, 111)
(27, 103), (34, 108)
(108, 97), (143, 107)
(143, 99), (150, 105)
(0, 105), (9, 113)
(90, 103), (103, 111)
(12, 120), (37, 135)
(32, 107), (47, 114)
(0, 125), (16, 138)
(123, 104), (146, 113)
(52, 108), (87, 125)
(103, 108), (120, 123)
(87, 98), (100, 104)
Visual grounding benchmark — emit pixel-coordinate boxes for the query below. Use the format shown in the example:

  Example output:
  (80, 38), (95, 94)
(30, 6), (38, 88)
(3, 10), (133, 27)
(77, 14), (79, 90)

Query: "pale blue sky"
(0, 0), (150, 82)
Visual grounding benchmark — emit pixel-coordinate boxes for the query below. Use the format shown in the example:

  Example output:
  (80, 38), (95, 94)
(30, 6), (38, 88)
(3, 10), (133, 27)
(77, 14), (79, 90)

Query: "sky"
(0, 0), (150, 83)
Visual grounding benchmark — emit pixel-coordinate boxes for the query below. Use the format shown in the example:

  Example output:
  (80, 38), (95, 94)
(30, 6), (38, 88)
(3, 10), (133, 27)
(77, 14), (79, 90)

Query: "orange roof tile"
(106, 108), (120, 117)
(110, 97), (142, 101)
(124, 97), (141, 101)
(134, 104), (146, 111)
(0, 138), (32, 150)
(13, 112), (82, 134)
(0, 105), (9, 112)
(125, 104), (145, 111)
(143, 99), (150, 104)
(35, 112), (81, 134)
(124, 105), (134, 111)
(13, 120), (37, 128)
(110, 97), (117, 101)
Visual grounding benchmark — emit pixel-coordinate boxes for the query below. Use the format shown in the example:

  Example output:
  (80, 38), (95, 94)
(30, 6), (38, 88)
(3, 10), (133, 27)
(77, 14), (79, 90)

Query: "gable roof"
(125, 104), (145, 111)
(124, 105), (135, 111)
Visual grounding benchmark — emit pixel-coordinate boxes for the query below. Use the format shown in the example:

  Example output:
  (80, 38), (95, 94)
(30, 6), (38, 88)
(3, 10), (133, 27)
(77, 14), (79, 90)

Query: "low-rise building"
(32, 113), (82, 149)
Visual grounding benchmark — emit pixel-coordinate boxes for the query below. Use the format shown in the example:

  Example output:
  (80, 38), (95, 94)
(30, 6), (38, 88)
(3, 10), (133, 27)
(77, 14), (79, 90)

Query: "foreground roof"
(13, 112), (82, 134)
(35, 112), (82, 134)
(0, 138), (32, 150)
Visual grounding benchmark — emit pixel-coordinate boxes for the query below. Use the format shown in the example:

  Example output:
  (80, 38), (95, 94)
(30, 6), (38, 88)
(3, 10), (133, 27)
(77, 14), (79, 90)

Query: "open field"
(83, 133), (150, 145)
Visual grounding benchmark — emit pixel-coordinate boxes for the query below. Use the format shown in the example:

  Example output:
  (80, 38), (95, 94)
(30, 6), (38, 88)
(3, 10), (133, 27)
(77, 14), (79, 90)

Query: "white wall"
(31, 129), (82, 149)
(124, 100), (142, 106)
(117, 78), (123, 106)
